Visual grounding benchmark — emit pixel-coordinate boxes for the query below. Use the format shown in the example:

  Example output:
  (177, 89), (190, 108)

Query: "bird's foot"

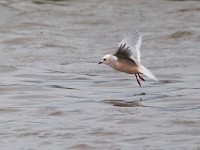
(138, 74), (145, 82)
(135, 74), (141, 87)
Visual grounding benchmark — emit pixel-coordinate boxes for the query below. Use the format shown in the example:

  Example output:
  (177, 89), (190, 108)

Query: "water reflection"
(102, 99), (144, 107)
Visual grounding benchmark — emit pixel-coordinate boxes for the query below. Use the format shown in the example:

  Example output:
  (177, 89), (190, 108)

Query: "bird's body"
(115, 58), (139, 74)
(99, 26), (158, 87)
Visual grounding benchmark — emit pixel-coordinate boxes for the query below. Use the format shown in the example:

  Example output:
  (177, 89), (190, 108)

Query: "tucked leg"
(138, 74), (145, 81)
(135, 74), (141, 87)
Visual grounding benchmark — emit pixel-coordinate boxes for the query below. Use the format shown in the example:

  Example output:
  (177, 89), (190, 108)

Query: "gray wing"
(114, 44), (137, 65)
(118, 26), (142, 63)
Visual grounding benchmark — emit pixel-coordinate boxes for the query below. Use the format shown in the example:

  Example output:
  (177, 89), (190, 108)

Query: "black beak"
(98, 61), (102, 64)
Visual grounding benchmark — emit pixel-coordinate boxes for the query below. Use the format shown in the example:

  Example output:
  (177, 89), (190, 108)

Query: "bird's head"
(98, 54), (113, 65)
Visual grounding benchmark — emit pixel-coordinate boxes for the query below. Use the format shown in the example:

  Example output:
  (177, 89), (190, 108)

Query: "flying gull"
(98, 26), (158, 87)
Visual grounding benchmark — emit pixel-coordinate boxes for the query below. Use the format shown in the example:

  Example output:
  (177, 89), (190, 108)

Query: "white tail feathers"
(138, 65), (158, 81)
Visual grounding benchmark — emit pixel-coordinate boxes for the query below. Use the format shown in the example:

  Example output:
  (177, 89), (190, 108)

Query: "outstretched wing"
(118, 26), (142, 63)
(114, 44), (137, 65)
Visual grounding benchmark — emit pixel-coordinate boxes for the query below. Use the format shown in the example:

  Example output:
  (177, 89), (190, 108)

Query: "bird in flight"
(98, 26), (158, 87)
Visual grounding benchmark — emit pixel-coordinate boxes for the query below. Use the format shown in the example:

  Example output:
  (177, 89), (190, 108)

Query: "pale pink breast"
(114, 61), (140, 74)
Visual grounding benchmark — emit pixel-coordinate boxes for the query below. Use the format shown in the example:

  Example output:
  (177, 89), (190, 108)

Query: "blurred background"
(0, 0), (199, 149)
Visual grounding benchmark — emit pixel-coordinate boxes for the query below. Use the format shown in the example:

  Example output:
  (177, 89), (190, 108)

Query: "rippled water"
(0, 0), (200, 149)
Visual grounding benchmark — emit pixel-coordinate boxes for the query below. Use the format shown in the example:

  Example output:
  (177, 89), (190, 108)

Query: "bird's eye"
(103, 58), (106, 61)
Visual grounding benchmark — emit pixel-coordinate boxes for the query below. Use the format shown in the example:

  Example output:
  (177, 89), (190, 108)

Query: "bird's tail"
(138, 65), (158, 81)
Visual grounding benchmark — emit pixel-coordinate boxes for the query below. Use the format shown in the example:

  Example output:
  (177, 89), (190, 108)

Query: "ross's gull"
(98, 26), (158, 87)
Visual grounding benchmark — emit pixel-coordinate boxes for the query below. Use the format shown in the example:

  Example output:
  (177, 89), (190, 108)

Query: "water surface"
(0, 0), (200, 149)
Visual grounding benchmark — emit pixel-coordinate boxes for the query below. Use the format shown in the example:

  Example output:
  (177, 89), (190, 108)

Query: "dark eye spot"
(103, 58), (106, 61)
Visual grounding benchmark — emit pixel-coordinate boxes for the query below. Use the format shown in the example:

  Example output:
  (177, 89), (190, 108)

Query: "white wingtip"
(138, 65), (158, 81)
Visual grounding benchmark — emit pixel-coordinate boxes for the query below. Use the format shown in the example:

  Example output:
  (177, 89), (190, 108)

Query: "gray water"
(0, 0), (200, 149)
